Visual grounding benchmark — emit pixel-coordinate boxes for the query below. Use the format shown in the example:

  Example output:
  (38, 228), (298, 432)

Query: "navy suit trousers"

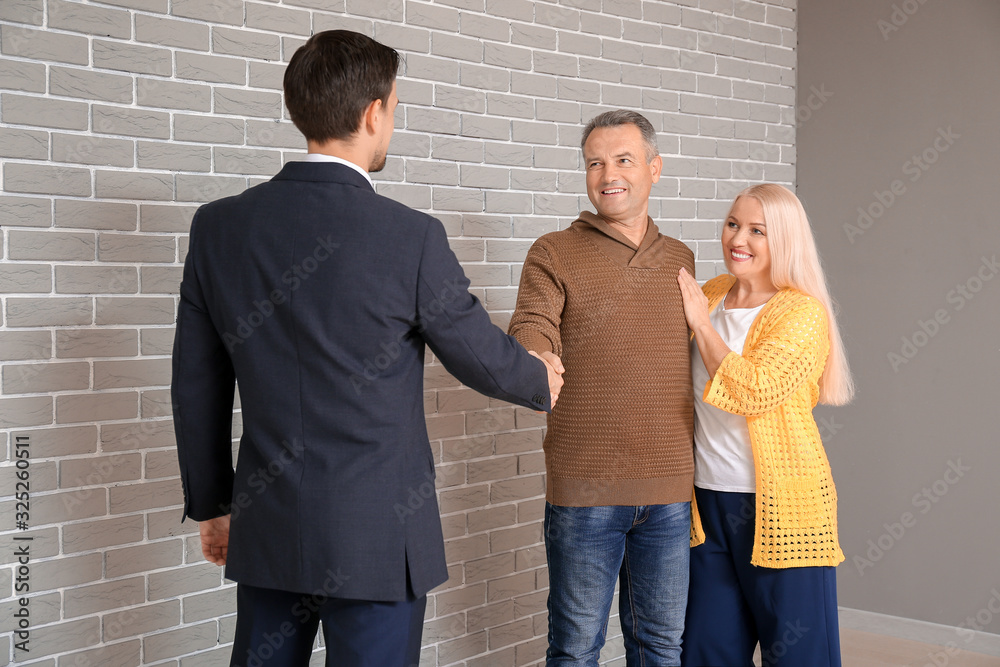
(231, 584), (426, 667)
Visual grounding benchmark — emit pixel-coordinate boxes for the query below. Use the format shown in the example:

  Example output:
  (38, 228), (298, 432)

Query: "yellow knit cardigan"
(690, 274), (845, 568)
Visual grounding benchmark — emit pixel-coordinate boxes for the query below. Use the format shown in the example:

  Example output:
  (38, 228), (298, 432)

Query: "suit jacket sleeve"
(171, 211), (237, 521)
(415, 218), (551, 412)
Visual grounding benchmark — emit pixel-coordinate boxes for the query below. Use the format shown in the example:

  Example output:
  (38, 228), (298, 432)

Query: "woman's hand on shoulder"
(678, 267), (711, 332)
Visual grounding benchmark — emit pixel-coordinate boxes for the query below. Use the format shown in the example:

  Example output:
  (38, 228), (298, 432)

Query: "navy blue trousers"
(230, 583), (426, 667)
(681, 488), (841, 667)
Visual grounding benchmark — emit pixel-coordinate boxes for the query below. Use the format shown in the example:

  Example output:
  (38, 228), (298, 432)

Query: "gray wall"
(0, 1), (797, 664)
(798, 0), (1000, 631)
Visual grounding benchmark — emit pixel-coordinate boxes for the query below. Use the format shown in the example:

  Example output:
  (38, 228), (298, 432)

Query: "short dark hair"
(284, 30), (400, 143)
(580, 109), (659, 162)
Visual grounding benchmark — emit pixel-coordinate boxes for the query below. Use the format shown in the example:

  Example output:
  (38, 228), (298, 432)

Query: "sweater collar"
(572, 211), (669, 268)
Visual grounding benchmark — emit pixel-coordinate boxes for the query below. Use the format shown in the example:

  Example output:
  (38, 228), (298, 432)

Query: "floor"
(746, 628), (1000, 666)
(597, 620), (1000, 666)
(838, 628), (1000, 667)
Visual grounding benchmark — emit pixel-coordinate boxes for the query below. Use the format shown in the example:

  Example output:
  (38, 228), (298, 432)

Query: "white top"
(691, 297), (767, 492)
(300, 152), (374, 189)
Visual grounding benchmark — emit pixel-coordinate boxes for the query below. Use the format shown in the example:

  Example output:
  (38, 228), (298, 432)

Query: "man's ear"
(361, 98), (384, 137)
(649, 154), (663, 183)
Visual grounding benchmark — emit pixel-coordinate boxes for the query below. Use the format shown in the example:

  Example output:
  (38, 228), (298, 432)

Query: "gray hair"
(580, 109), (659, 162)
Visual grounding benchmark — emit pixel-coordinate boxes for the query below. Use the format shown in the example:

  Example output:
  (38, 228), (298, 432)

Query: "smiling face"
(722, 196), (772, 283)
(584, 124), (662, 230)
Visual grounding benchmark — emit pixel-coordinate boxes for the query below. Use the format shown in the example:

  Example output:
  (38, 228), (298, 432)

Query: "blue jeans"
(544, 502), (690, 667)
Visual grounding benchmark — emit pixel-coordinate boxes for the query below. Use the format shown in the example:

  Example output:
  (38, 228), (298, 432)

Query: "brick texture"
(0, 1), (796, 665)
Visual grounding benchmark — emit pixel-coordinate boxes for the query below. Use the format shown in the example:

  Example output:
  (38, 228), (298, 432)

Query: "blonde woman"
(677, 184), (854, 667)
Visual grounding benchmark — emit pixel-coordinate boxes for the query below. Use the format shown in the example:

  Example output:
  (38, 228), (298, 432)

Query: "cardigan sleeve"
(702, 295), (829, 417)
(508, 241), (564, 356)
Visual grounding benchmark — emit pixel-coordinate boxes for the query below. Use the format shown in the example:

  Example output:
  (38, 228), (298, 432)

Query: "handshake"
(528, 351), (565, 409)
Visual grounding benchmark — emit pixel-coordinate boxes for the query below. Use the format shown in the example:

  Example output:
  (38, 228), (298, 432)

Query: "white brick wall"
(0, 1), (796, 665)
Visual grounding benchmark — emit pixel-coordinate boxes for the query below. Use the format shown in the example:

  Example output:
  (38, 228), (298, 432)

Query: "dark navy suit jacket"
(171, 161), (549, 600)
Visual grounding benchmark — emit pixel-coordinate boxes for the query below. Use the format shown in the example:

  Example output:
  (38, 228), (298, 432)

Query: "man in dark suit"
(171, 30), (563, 667)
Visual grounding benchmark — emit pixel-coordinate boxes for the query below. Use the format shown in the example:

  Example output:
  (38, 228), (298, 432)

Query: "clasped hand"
(528, 350), (565, 409)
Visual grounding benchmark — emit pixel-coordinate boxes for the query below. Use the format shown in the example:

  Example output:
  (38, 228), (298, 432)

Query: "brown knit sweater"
(509, 212), (695, 507)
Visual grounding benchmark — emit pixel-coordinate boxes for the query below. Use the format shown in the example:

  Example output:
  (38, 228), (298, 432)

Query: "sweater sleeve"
(508, 241), (564, 356)
(703, 295), (829, 417)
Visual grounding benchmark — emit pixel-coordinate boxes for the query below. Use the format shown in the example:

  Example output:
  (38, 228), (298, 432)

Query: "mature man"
(172, 30), (562, 667)
(509, 109), (695, 666)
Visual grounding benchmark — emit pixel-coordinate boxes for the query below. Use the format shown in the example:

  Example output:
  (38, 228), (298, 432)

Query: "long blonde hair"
(728, 184), (855, 405)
